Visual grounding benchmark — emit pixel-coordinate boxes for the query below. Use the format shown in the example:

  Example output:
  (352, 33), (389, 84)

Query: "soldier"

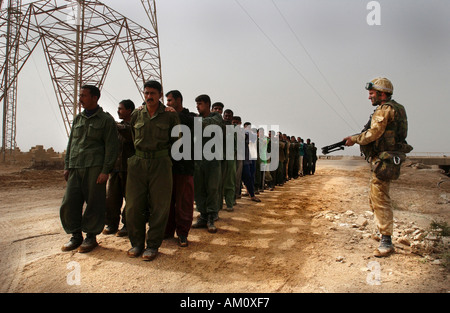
(344, 77), (412, 257)
(288, 136), (297, 179)
(276, 132), (286, 185)
(192, 94), (224, 233)
(232, 116), (244, 201)
(125, 80), (180, 261)
(60, 85), (119, 253)
(283, 134), (289, 181)
(164, 90), (196, 247)
(103, 99), (135, 237)
(222, 108), (237, 212)
(212, 102), (226, 212)
(211, 102), (224, 115)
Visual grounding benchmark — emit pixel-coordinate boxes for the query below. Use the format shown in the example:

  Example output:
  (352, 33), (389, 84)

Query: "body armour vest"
(375, 100), (408, 153)
(361, 100), (412, 160)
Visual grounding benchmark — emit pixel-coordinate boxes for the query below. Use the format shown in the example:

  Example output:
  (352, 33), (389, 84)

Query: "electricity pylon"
(0, 0), (162, 160)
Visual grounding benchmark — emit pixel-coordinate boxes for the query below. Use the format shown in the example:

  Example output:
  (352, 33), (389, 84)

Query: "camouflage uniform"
(60, 106), (119, 236)
(351, 100), (409, 236)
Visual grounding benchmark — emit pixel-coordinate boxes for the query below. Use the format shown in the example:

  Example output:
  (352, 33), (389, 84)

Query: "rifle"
(321, 112), (374, 156)
(321, 140), (346, 155)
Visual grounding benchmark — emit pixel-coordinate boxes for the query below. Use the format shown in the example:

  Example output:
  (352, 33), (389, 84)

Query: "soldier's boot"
(374, 235), (395, 257)
(192, 214), (208, 229)
(61, 232), (83, 252)
(207, 214), (217, 233)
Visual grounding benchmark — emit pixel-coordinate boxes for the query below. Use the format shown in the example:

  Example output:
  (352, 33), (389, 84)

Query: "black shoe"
(142, 248), (159, 261)
(102, 225), (118, 235)
(207, 214), (217, 233)
(192, 215), (208, 228)
(61, 233), (83, 252)
(127, 246), (144, 258)
(178, 235), (188, 247)
(78, 234), (98, 253)
(116, 226), (128, 237)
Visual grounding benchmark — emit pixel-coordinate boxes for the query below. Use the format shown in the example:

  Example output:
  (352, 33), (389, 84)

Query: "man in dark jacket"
(164, 90), (196, 247)
(103, 99), (135, 237)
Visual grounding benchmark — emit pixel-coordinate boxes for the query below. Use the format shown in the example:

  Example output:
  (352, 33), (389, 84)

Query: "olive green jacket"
(65, 106), (119, 174)
(130, 102), (180, 154)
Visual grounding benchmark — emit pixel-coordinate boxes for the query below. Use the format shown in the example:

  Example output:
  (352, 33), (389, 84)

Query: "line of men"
(59, 81), (317, 262)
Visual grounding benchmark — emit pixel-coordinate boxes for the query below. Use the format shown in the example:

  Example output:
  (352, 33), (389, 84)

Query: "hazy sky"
(8, 0), (450, 155)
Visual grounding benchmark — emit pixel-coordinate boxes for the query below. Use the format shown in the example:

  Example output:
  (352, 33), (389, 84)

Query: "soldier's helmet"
(365, 77), (393, 94)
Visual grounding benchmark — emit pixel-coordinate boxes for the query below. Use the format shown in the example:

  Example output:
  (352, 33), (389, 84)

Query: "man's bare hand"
(343, 136), (355, 147)
(64, 170), (70, 181)
(96, 173), (109, 184)
(165, 106), (176, 112)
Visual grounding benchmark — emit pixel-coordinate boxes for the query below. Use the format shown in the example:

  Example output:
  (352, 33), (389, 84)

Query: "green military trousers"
(60, 166), (106, 235)
(222, 159), (236, 208)
(194, 160), (221, 216)
(125, 155), (173, 250)
(218, 159), (236, 210)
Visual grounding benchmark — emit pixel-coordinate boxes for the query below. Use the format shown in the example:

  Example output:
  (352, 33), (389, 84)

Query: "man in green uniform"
(192, 94), (224, 233)
(60, 85), (119, 253)
(310, 142), (318, 175)
(304, 138), (313, 175)
(125, 80), (180, 261)
(211, 102), (226, 212)
(232, 116), (244, 201)
(288, 136), (297, 179)
(221, 108), (236, 212)
(276, 132), (286, 185)
(344, 77), (412, 257)
(103, 99), (135, 237)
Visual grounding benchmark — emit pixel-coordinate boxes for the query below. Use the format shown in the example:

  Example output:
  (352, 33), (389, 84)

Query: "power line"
(30, 53), (66, 138)
(234, 0), (358, 133)
(270, 0), (360, 131)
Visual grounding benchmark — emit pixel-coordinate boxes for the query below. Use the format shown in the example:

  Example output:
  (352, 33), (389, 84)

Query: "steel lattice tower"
(0, 0), (162, 160)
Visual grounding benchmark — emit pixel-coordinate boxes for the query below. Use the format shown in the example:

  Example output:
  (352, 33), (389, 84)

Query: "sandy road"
(0, 159), (448, 293)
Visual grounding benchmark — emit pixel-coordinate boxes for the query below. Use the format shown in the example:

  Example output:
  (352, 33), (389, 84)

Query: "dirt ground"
(0, 158), (449, 294)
